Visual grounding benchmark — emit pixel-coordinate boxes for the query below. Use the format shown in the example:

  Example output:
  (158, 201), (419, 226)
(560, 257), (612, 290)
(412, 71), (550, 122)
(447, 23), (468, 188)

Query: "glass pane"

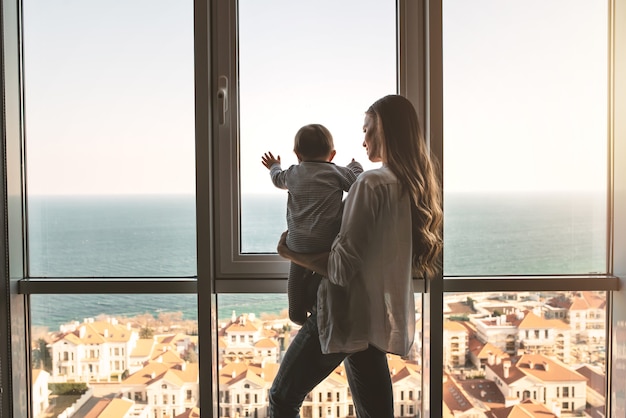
(238, 0), (396, 253)
(217, 294), (423, 417)
(444, 291), (607, 416)
(23, 0), (196, 276)
(28, 196), (196, 276)
(442, 0), (608, 275)
(31, 294), (199, 417)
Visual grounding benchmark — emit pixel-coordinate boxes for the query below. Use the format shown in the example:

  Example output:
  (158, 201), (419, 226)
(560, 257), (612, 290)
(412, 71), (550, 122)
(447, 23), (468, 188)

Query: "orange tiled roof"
(123, 362), (170, 385)
(470, 340), (509, 360)
(225, 316), (261, 333)
(55, 320), (135, 345)
(175, 407), (200, 418)
(97, 398), (134, 418)
(218, 361), (249, 384)
(516, 354), (586, 382)
(444, 320), (468, 332)
(459, 379), (505, 407)
(32, 369), (42, 382)
(89, 321), (133, 343)
(254, 338), (278, 348)
(487, 399), (557, 418)
(152, 348), (184, 365)
(442, 373), (474, 414)
(570, 291), (606, 310)
(218, 337), (228, 348)
(131, 338), (155, 357)
(83, 399), (110, 418)
(517, 310), (569, 330)
(391, 364), (421, 384)
(575, 364), (606, 394)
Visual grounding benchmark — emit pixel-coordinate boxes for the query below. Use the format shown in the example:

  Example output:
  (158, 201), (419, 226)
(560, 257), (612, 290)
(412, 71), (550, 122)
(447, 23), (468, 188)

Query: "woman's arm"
(277, 231), (330, 277)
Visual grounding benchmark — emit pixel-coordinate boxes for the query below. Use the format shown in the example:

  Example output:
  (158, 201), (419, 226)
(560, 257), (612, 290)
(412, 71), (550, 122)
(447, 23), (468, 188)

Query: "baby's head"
(294, 124), (335, 162)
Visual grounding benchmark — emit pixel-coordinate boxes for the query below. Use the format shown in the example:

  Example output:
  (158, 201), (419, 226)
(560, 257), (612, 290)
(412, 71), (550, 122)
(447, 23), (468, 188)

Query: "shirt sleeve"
(339, 161), (364, 192)
(269, 163), (288, 189)
(327, 176), (380, 287)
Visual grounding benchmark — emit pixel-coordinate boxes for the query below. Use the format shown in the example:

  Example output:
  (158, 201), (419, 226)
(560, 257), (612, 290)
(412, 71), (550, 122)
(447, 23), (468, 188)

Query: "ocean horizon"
(27, 191), (606, 331)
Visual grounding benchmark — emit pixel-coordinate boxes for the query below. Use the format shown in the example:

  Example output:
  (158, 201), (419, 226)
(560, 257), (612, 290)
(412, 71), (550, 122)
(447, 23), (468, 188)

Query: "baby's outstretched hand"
(262, 152), (281, 169)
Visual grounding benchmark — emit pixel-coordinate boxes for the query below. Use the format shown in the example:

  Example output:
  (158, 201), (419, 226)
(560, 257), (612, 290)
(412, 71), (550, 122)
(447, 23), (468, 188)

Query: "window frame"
(0, 1), (623, 418)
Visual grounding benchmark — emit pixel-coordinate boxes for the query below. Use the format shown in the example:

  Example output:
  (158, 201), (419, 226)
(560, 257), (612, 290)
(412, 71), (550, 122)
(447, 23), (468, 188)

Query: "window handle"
(217, 75), (228, 125)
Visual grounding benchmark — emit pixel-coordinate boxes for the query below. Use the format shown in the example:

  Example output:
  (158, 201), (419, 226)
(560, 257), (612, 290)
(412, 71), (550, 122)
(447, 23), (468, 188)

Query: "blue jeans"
(269, 314), (393, 418)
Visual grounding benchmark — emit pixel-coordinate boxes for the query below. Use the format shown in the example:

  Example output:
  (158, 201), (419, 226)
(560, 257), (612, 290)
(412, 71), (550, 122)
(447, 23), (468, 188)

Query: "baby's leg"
(304, 271), (322, 314)
(287, 262), (309, 326)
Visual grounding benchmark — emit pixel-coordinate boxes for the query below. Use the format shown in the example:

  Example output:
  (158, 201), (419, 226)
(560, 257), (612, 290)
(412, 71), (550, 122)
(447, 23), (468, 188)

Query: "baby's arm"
(339, 159), (364, 191)
(348, 159), (364, 176)
(261, 151), (289, 189)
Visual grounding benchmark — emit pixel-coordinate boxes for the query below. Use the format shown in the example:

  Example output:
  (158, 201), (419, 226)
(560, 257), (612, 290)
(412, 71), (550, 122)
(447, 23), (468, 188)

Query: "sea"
(27, 192), (607, 332)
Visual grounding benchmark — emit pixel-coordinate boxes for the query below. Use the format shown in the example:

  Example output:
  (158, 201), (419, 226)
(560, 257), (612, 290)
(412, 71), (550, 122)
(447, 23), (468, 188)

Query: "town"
(31, 290), (607, 417)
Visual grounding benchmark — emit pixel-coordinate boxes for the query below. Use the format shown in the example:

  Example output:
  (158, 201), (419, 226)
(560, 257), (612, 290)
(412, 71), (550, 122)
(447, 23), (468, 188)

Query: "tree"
(32, 338), (52, 372)
(466, 297), (475, 310)
(139, 327), (154, 339)
(183, 348), (198, 363)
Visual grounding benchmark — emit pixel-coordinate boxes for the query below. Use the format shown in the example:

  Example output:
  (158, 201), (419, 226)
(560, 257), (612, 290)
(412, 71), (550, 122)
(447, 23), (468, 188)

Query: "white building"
(31, 369), (50, 418)
(391, 360), (422, 418)
(444, 320), (469, 368)
(218, 360), (278, 418)
(303, 368), (352, 418)
(221, 313), (266, 362)
(471, 313), (519, 355)
(484, 353), (586, 414)
(49, 317), (139, 382)
(468, 338), (509, 371)
(568, 291), (607, 348)
(120, 361), (199, 417)
(129, 337), (158, 374)
(253, 338), (279, 363)
(471, 310), (571, 363)
(515, 310), (571, 363)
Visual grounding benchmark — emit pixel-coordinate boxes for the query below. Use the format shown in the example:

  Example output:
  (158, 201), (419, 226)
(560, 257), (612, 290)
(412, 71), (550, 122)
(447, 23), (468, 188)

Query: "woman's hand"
(277, 230), (330, 277)
(277, 230), (292, 260)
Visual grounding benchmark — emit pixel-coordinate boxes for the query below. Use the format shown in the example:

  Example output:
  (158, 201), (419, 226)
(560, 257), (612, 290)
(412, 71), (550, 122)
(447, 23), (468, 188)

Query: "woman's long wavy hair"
(367, 95), (443, 278)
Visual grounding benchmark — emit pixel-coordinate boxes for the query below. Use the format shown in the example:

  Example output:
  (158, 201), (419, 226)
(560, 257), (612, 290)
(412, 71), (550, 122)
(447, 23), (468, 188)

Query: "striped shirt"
(269, 160), (363, 253)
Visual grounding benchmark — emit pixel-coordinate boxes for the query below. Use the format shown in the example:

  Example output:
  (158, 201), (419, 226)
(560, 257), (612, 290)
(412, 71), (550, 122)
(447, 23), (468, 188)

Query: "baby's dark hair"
(293, 124), (334, 161)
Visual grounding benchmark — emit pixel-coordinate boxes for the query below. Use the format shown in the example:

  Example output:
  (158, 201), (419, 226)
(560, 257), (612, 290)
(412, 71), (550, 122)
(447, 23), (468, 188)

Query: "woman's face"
(362, 113), (384, 163)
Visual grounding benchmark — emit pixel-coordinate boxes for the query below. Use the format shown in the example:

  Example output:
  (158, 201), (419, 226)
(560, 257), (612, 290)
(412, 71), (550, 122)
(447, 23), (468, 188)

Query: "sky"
(22, 0), (608, 196)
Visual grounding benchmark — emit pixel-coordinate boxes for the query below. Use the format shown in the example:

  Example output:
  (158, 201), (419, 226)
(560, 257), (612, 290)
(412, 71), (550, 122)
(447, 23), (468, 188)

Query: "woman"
(269, 94), (443, 418)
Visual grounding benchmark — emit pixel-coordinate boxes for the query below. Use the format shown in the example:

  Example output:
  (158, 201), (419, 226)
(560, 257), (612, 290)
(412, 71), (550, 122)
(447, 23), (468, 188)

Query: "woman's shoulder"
(358, 166), (397, 186)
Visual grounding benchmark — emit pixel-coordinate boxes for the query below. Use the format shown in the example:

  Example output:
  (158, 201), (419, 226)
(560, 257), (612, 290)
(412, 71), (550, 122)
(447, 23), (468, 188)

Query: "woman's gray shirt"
(319, 166), (415, 356)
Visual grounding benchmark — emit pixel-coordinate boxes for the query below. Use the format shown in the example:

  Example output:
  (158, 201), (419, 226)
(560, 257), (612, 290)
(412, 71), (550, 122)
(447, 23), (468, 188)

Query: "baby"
(261, 124), (362, 325)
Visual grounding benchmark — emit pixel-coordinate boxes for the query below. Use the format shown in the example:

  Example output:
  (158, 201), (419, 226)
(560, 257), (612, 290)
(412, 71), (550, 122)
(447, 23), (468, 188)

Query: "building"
(471, 310), (571, 362)
(442, 373), (487, 417)
(485, 399), (558, 418)
(31, 369), (49, 418)
(49, 318), (139, 382)
(120, 361), (199, 417)
(484, 353), (586, 414)
(468, 339), (509, 371)
(444, 320), (470, 368)
(575, 364), (606, 412)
